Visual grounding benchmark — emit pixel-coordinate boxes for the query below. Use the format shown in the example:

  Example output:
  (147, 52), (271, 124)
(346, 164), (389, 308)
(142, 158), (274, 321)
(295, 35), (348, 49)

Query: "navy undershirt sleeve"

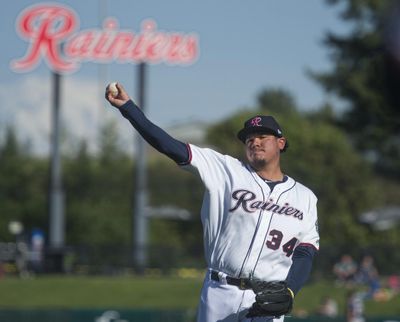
(118, 100), (190, 164)
(286, 245), (317, 295)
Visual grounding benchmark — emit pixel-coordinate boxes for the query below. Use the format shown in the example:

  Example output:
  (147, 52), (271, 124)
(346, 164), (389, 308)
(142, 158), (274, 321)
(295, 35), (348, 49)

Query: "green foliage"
(282, 116), (376, 245)
(146, 156), (205, 267)
(206, 89), (399, 246)
(63, 122), (133, 245)
(1, 80), (399, 264)
(0, 127), (48, 241)
(0, 122), (205, 253)
(312, 0), (400, 177)
(257, 88), (298, 115)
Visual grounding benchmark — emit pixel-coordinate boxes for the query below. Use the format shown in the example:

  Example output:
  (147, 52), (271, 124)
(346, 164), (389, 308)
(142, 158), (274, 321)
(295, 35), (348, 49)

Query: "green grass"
(0, 275), (202, 309)
(0, 276), (399, 316)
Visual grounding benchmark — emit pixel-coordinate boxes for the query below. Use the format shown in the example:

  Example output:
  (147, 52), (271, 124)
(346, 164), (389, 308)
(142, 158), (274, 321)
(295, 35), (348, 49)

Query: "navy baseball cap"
(237, 115), (284, 143)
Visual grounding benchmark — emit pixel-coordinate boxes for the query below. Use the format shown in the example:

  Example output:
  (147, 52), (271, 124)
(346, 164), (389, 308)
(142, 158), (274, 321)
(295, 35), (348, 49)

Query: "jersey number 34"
(266, 229), (298, 257)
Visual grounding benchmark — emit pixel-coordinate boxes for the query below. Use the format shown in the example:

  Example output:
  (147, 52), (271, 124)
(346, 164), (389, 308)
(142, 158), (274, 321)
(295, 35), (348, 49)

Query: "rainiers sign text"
(11, 3), (199, 74)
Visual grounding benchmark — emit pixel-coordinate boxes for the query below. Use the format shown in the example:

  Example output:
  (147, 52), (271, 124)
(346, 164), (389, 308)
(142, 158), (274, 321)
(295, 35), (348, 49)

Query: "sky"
(0, 0), (351, 155)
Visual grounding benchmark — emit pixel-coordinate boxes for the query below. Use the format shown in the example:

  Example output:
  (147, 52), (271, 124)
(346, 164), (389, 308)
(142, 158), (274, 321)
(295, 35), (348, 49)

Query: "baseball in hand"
(107, 82), (119, 97)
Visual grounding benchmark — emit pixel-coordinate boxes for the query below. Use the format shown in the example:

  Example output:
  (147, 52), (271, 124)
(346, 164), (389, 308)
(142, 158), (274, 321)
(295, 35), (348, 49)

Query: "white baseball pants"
(197, 270), (285, 322)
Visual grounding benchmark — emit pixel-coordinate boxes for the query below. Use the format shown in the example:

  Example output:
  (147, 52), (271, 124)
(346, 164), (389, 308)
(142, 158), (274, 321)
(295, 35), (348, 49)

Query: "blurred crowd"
(315, 253), (400, 322)
(332, 254), (399, 300)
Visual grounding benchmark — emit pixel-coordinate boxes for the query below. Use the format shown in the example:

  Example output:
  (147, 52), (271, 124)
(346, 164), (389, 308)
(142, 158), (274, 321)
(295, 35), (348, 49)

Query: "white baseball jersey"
(182, 144), (319, 281)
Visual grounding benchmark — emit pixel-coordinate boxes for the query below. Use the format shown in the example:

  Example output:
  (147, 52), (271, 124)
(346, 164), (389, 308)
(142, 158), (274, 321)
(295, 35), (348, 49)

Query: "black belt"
(210, 270), (252, 290)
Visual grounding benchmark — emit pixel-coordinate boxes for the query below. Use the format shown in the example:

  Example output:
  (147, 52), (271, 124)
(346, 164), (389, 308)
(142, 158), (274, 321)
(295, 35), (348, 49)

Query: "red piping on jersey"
(186, 143), (193, 164)
(298, 242), (319, 251)
(178, 143), (192, 166)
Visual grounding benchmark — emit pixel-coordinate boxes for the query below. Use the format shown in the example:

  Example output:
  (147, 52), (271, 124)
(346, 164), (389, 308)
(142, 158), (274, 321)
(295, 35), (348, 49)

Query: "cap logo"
(250, 117), (262, 127)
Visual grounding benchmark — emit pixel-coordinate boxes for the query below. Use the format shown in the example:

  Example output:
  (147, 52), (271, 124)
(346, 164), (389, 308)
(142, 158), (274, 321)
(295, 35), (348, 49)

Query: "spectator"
(333, 254), (358, 286)
(15, 240), (30, 278)
(317, 296), (339, 318)
(356, 255), (380, 299)
(346, 290), (365, 322)
(388, 275), (400, 295)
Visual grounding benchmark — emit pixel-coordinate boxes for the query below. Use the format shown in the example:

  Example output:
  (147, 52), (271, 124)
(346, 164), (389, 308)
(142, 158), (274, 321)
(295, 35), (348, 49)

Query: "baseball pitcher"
(105, 83), (319, 322)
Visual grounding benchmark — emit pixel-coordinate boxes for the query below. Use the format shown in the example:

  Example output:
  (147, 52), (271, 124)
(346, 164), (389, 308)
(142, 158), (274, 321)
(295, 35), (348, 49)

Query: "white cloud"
(0, 75), (135, 156)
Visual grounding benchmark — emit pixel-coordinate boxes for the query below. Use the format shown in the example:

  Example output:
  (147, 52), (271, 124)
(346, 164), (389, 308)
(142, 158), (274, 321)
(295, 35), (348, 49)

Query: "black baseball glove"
(246, 280), (294, 318)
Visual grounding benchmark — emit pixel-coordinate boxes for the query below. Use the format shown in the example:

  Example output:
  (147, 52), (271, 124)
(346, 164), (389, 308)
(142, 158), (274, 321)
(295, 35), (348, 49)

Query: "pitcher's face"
(245, 133), (285, 170)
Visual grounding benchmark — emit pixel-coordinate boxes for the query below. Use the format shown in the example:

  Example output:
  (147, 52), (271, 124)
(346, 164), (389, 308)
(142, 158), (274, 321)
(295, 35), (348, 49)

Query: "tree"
(0, 126), (48, 241)
(63, 123), (133, 246)
(257, 88), (298, 115)
(207, 88), (397, 245)
(146, 157), (205, 268)
(311, 0), (400, 177)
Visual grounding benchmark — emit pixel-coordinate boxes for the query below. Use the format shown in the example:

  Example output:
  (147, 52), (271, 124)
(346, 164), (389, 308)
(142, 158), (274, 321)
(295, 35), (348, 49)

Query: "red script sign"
(11, 3), (199, 73)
